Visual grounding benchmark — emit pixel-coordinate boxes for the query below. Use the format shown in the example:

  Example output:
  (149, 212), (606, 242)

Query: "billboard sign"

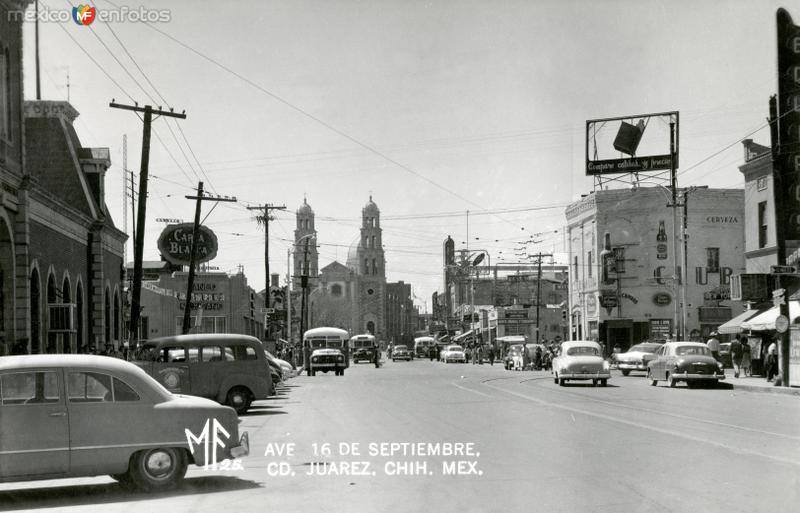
(585, 111), (679, 176)
(158, 223), (219, 266)
(776, 9), (800, 241)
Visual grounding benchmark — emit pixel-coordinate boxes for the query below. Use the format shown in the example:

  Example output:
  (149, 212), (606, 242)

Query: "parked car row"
(552, 340), (726, 389)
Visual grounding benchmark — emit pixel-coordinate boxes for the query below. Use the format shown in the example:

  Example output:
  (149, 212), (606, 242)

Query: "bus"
(413, 336), (435, 358)
(350, 333), (377, 363)
(303, 327), (350, 376)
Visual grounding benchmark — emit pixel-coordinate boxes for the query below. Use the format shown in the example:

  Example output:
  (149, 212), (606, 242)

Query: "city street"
(1, 358), (798, 513)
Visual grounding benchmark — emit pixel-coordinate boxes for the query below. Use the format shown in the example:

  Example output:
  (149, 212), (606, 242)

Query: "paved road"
(1, 358), (798, 512)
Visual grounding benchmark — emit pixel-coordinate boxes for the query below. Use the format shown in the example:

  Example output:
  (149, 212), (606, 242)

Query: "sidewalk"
(722, 368), (800, 396)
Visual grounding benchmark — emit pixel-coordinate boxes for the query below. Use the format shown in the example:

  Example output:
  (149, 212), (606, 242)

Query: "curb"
(729, 382), (800, 396)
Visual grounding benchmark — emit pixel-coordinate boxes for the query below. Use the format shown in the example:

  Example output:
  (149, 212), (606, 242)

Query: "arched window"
(30, 269), (41, 354)
(62, 277), (71, 353)
(331, 284), (343, 297)
(114, 292), (121, 342)
(47, 274), (57, 354)
(372, 259), (377, 275)
(76, 284), (84, 353)
(371, 236), (376, 248)
(104, 288), (111, 344)
(364, 259), (369, 275)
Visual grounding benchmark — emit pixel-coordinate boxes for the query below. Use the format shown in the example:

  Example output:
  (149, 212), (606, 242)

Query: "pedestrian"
(741, 338), (752, 377)
(730, 334), (743, 378)
(477, 345), (484, 365)
(534, 346), (542, 370)
(429, 344), (436, 361)
(488, 346), (495, 366)
(706, 331), (721, 362)
(765, 339), (778, 382)
(373, 344), (381, 368)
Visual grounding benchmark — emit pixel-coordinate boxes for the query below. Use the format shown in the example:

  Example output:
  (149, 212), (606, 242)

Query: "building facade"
(566, 187), (745, 350)
(386, 281), (416, 346)
(739, 139), (779, 272)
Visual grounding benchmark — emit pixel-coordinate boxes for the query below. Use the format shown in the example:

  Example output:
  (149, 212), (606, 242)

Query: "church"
(294, 197), (386, 339)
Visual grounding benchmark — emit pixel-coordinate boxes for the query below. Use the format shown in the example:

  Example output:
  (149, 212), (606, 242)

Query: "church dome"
(297, 197), (314, 215)
(362, 195), (379, 215)
(346, 235), (361, 271)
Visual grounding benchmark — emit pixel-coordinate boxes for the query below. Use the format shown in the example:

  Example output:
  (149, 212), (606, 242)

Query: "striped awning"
(740, 306), (781, 332)
(717, 308), (761, 334)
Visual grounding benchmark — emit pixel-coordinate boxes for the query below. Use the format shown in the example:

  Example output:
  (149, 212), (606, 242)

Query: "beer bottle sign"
(656, 220), (668, 260)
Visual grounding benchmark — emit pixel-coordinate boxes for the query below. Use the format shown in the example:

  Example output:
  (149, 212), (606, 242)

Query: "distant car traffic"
(646, 342), (726, 388)
(613, 342), (662, 376)
(0, 355), (248, 491)
(392, 345), (412, 361)
(441, 345), (466, 364)
(504, 344), (525, 370)
(552, 340), (611, 386)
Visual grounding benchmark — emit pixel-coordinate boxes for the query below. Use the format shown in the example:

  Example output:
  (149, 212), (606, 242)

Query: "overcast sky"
(21, 0), (792, 309)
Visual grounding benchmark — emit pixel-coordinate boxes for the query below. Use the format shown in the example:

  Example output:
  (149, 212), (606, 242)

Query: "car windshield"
(629, 344), (660, 353)
(394, 345), (407, 350)
(448, 345), (463, 352)
(566, 346), (600, 356)
(675, 345), (711, 356)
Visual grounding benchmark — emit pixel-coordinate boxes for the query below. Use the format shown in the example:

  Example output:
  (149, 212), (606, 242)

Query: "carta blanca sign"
(158, 223), (219, 266)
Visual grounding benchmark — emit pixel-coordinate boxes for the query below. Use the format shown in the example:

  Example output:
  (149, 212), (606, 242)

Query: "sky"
(18, 0), (793, 311)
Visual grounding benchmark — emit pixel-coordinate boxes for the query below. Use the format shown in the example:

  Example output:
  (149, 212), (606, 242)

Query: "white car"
(441, 345), (466, 364)
(274, 358), (297, 379)
(552, 341), (611, 387)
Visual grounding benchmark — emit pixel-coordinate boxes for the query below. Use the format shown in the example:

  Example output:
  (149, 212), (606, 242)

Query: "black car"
(353, 346), (377, 363)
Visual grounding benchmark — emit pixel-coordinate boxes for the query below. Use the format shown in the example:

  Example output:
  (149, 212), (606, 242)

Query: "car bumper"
(560, 371), (611, 380)
(673, 372), (725, 381)
(230, 432), (250, 458)
(446, 357), (466, 363)
(312, 362), (345, 369)
(617, 362), (648, 371)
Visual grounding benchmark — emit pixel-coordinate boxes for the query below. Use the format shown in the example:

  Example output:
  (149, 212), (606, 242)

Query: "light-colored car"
(309, 348), (347, 376)
(614, 342), (662, 376)
(0, 355), (249, 491)
(442, 345), (466, 363)
(392, 345), (412, 361)
(647, 342), (726, 388)
(274, 358), (297, 379)
(552, 341), (611, 386)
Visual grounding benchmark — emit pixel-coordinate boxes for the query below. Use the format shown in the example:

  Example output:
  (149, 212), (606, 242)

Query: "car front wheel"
(129, 447), (188, 492)
(226, 386), (252, 415)
(667, 373), (677, 388)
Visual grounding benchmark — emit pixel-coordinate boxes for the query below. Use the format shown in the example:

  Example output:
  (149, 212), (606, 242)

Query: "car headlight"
(717, 362), (724, 370)
(337, 355), (344, 362)
(312, 356), (318, 362)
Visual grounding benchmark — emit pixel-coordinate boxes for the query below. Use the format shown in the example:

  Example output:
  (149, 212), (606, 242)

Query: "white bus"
(413, 336), (435, 358)
(303, 327), (350, 376)
(350, 333), (377, 363)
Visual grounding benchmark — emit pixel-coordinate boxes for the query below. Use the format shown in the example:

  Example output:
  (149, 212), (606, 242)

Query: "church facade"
(301, 197), (386, 339)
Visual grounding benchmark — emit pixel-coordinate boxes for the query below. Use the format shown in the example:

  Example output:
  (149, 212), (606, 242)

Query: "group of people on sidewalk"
(706, 331), (778, 381)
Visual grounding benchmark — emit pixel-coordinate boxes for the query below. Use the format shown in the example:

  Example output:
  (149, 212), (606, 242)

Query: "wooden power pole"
(247, 203), (286, 338)
(110, 102), (186, 346)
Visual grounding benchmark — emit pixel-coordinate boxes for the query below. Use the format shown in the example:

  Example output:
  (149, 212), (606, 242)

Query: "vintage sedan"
(0, 355), (248, 491)
(309, 348), (347, 376)
(646, 342), (726, 388)
(392, 345), (412, 361)
(614, 342), (662, 376)
(441, 345), (467, 363)
(552, 341), (611, 386)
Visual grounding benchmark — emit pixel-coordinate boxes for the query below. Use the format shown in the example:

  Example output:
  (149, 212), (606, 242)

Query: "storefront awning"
(453, 330), (474, 342)
(717, 308), (762, 334)
(740, 306), (781, 332)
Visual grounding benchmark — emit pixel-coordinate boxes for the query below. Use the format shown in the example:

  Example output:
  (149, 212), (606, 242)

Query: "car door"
(0, 369), (69, 478)
(652, 346), (665, 379)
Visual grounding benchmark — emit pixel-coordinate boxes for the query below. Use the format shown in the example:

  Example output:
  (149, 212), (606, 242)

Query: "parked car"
(614, 342), (662, 376)
(552, 340), (611, 386)
(132, 333), (275, 414)
(719, 342), (732, 368)
(392, 345), (412, 361)
(441, 345), (467, 363)
(646, 341), (726, 388)
(274, 358), (297, 379)
(0, 355), (249, 490)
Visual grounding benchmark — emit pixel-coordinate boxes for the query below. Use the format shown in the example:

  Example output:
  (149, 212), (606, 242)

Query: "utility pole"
(182, 182), (237, 334)
(247, 203), (286, 339)
(111, 102), (186, 346)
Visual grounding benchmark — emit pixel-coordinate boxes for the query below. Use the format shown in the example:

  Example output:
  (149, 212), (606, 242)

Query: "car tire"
(592, 379), (598, 386)
(667, 373), (677, 388)
(621, 369), (630, 376)
(553, 373), (558, 384)
(128, 447), (188, 492)
(647, 370), (657, 386)
(558, 377), (566, 386)
(226, 386), (252, 414)
(600, 379), (607, 387)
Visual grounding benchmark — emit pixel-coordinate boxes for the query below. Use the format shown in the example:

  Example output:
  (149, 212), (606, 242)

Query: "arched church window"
(372, 259), (377, 274)
(364, 259), (369, 275)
